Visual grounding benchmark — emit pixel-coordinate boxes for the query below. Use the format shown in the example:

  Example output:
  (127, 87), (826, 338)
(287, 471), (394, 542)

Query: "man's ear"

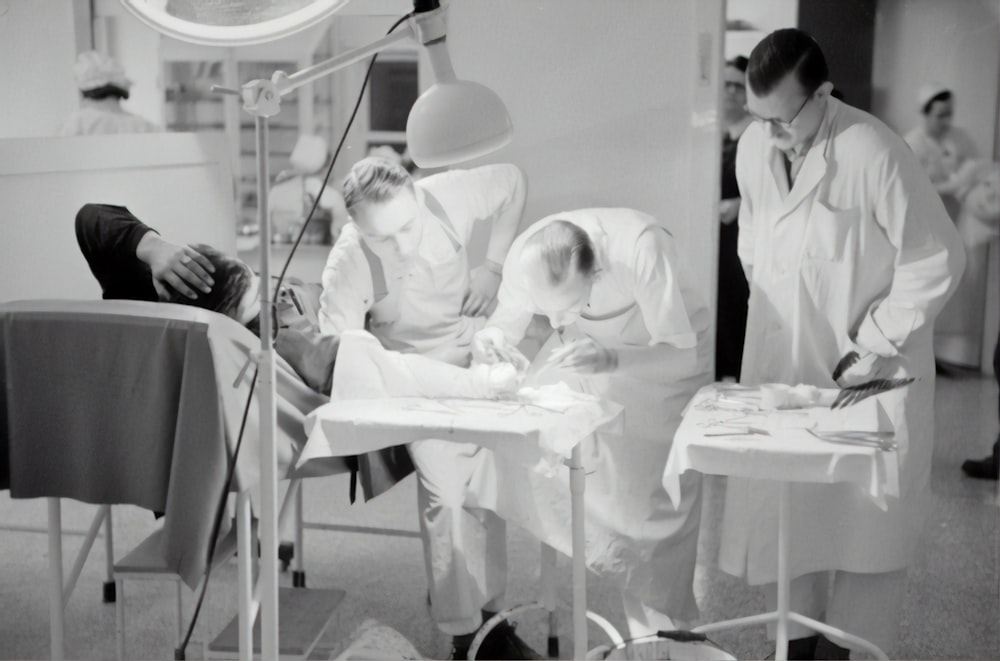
(815, 81), (835, 100)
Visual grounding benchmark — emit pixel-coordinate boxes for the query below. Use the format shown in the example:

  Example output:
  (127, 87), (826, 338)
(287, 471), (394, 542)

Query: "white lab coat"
(59, 99), (160, 136)
(721, 97), (965, 584)
(318, 164), (526, 634)
(489, 209), (712, 620)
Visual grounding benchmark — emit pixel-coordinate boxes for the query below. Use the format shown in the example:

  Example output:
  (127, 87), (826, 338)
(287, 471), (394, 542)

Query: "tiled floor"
(0, 372), (996, 660)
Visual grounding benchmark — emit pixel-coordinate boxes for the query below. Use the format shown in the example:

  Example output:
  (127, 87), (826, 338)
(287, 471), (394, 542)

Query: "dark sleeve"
(74, 204), (159, 301)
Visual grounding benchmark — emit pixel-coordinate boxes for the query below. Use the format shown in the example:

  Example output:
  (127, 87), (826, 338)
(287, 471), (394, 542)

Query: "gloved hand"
(546, 337), (618, 374)
(472, 327), (530, 373)
(832, 349), (895, 387)
(139, 233), (216, 300)
(461, 265), (502, 317)
(470, 362), (520, 399)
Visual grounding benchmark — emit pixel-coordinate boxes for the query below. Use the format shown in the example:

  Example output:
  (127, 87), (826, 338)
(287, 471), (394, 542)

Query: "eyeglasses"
(747, 92), (812, 129)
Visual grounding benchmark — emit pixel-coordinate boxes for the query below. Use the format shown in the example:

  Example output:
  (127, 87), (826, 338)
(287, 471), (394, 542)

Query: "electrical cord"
(174, 12), (412, 659)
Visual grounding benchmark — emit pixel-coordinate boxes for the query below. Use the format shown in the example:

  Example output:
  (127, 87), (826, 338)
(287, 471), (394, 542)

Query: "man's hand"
(546, 337), (618, 374)
(719, 198), (741, 225)
(472, 327), (530, 372)
(832, 349), (896, 387)
(137, 233), (215, 300)
(461, 265), (502, 317)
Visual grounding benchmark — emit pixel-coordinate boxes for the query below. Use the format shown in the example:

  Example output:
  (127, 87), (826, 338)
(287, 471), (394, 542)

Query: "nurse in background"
(905, 84), (978, 220)
(716, 55), (753, 380)
(474, 208), (711, 637)
(905, 85), (984, 374)
(59, 51), (160, 136)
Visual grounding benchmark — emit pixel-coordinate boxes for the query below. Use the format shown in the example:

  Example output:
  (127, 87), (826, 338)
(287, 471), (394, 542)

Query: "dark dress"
(715, 131), (750, 380)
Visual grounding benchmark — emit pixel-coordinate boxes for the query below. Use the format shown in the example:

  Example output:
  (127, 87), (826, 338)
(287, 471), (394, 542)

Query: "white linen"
(298, 331), (623, 469)
(664, 385), (899, 511)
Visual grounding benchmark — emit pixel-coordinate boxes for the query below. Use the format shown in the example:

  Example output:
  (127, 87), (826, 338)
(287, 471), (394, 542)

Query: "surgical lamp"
(120, 1), (513, 658)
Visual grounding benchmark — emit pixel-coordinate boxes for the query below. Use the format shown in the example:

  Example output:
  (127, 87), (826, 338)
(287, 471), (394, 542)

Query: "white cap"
(74, 51), (131, 92)
(289, 134), (329, 174)
(917, 82), (950, 110)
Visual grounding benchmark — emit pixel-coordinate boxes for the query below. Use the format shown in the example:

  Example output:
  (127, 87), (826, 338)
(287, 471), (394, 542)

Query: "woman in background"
(905, 84), (984, 374)
(716, 55), (752, 380)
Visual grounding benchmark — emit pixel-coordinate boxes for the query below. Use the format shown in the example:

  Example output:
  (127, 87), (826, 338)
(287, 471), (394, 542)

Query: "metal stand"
(692, 482), (889, 661)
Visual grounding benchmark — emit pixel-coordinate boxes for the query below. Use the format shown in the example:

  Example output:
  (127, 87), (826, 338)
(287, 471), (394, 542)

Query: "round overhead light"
(120, 0), (351, 47)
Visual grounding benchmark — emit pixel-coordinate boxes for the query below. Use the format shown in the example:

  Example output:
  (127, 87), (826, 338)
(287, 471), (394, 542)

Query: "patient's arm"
(332, 330), (517, 401)
(75, 204), (160, 301)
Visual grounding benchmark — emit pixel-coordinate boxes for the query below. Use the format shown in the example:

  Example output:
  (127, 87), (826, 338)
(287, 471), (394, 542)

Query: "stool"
(113, 526), (237, 661)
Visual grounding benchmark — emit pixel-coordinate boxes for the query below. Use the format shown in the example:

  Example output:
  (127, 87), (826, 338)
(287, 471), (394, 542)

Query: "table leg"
(237, 490), (253, 661)
(775, 481), (790, 661)
(569, 444), (587, 660)
(47, 498), (65, 661)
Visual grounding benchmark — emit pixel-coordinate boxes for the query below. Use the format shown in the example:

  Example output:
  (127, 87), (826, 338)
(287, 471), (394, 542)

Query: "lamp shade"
(120, 0), (350, 46)
(406, 80), (513, 168)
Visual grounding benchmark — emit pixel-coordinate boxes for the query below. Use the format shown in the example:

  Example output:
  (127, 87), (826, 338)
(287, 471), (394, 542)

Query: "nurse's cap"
(74, 50), (132, 92)
(289, 134), (329, 174)
(917, 82), (950, 110)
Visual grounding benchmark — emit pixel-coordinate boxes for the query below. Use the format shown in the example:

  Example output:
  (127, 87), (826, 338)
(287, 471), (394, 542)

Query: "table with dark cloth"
(0, 299), (340, 588)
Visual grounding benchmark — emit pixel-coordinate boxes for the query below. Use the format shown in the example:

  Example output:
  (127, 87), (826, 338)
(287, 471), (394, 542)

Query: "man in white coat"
(474, 209), (712, 637)
(723, 29), (966, 659)
(318, 157), (537, 660)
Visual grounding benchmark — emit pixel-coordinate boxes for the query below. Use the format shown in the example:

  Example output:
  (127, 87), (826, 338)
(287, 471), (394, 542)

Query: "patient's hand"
(137, 233), (216, 300)
(470, 362), (520, 399)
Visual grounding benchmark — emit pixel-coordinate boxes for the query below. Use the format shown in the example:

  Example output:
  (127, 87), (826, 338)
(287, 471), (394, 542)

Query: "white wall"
(872, 0), (1000, 371)
(0, 0), (79, 138)
(0, 133), (235, 302)
(445, 0), (724, 319)
(727, 0), (798, 33)
(872, 0), (999, 157)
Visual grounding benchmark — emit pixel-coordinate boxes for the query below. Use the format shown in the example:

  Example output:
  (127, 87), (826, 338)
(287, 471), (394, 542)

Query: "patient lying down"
(74, 203), (519, 400)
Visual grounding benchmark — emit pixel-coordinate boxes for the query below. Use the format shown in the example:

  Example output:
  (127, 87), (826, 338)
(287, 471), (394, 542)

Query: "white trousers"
(409, 438), (507, 636)
(762, 569), (908, 653)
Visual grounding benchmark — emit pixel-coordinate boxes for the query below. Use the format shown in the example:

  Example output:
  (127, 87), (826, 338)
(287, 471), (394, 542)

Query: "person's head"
(521, 220), (598, 330)
(746, 29), (834, 151)
(343, 157), (422, 265)
(161, 244), (262, 332)
(723, 55), (749, 124)
(74, 51), (131, 101)
(918, 84), (953, 139)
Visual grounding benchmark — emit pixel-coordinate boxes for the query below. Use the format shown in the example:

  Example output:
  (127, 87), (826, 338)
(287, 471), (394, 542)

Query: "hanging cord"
(269, 11), (413, 341)
(174, 12), (412, 659)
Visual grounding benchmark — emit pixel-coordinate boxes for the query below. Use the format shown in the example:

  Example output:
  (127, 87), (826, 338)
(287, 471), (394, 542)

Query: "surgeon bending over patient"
(474, 208), (712, 638)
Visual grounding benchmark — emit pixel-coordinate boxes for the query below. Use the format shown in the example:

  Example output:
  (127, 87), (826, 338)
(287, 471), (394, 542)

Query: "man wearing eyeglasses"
(719, 28), (965, 660)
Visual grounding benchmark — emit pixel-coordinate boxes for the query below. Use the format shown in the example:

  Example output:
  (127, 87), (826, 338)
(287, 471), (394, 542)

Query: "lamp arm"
(273, 25), (415, 97)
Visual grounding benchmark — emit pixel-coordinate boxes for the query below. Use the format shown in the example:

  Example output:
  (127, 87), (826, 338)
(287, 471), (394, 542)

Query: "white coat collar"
(770, 98), (839, 217)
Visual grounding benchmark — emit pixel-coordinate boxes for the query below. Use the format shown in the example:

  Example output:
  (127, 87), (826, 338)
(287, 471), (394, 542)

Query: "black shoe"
(814, 635), (850, 660)
(766, 635), (819, 660)
(474, 621), (544, 660)
(962, 455), (999, 480)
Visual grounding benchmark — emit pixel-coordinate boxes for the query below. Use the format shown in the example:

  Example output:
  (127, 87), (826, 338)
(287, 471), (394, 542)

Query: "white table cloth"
(664, 384), (899, 509)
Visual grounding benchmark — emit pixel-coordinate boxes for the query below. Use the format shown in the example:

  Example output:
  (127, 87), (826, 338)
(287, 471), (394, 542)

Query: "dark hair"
(727, 55), (749, 74)
(163, 244), (252, 322)
(81, 84), (130, 101)
(747, 28), (828, 97)
(922, 90), (952, 115)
